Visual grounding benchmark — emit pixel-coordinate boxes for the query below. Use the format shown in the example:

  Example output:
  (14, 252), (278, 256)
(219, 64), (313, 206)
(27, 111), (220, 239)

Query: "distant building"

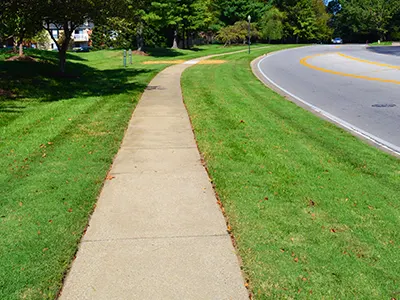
(37, 21), (94, 50)
(71, 21), (94, 48)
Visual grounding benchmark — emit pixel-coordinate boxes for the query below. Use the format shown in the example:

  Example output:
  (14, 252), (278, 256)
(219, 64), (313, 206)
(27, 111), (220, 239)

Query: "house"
(37, 21), (94, 50)
(71, 21), (94, 49)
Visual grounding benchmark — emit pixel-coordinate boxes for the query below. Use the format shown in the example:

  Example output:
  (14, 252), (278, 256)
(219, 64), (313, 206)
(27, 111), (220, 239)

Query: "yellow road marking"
(337, 52), (400, 69)
(300, 53), (400, 85)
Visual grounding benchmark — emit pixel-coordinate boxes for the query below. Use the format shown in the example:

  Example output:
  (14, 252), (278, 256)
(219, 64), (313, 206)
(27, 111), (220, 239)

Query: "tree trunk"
(58, 22), (73, 73)
(186, 31), (190, 49)
(19, 43), (23, 56)
(59, 36), (70, 73)
(172, 30), (178, 49)
(136, 23), (144, 51)
(189, 33), (193, 48)
(13, 38), (17, 53)
(59, 48), (67, 73)
(17, 31), (26, 56)
(183, 29), (187, 49)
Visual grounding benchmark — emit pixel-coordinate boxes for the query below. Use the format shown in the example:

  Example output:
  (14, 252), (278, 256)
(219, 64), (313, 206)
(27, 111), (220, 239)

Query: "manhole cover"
(145, 86), (165, 91)
(372, 104), (396, 108)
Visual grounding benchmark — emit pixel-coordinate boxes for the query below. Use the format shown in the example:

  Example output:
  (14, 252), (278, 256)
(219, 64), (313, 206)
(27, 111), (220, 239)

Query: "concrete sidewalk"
(59, 58), (248, 299)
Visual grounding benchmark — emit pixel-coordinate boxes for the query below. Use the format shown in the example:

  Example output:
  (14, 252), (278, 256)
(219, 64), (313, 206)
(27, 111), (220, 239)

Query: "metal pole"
(128, 49), (132, 64)
(123, 49), (127, 67)
(248, 16), (251, 54)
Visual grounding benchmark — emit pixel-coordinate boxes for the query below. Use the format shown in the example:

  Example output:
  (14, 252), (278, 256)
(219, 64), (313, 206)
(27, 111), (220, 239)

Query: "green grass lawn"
(0, 44), (264, 299)
(369, 41), (393, 46)
(182, 46), (400, 299)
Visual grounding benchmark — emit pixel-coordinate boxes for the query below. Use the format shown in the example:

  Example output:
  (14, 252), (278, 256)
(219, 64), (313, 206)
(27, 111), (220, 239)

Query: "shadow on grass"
(144, 47), (203, 57)
(0, 58), (150, 105)
(0, 105), (25, 113)
(0, 48), (88, 62)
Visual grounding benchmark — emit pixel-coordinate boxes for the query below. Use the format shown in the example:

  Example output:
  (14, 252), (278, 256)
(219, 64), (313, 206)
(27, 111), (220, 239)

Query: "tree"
(369, 0), (400, 41)
(121, 0), (152, 51)
(217, 20), (258, 46)
(276, 0), (331, 43)
(33, 29), (51, 50)
(261, 7), (285, 42)
(93, 17), (136, 49)
(0, 0), (12, 41)
(389, 5), (400, 40)
(312, 0), (333, 42)
(334, 0), (400, 42)
(0, 0), (43, 56)
(137, 0), (183, 48)
(217, 25), (238, 46)
(286, 0), (318, 42)
(327, 0), (341, 15)
(42, 0), (126, 73)
(213, 0), (268, 26)
(140, 0), (209, 49)
(190, 0), (220, 43)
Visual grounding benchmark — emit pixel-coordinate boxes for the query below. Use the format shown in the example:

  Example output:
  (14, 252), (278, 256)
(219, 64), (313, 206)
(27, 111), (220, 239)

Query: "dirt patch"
(132, 50), (149, 56)
(198, 60), (227, 65)
(6, 55), (38, 62)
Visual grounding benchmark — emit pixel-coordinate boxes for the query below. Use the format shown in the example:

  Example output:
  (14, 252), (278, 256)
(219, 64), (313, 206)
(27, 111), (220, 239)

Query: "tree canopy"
(1, 0), (399, 72)
(332, 0), (400, 42)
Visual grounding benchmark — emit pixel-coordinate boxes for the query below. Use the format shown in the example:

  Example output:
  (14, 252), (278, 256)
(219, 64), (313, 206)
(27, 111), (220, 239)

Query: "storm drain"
(372, 104), (396, 108)
(146, 85), (165, 91)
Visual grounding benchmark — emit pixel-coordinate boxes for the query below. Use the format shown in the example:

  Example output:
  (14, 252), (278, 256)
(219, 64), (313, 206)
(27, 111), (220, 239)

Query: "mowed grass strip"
(0, 50), (157, 300)
(181, 46), (400, 299)
(0, 44), (261, 299)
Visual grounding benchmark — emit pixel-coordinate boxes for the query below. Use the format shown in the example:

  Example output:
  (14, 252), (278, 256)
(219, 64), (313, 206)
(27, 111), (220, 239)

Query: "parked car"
(332, 37), (343, 44)
(72, 46), (90, 52)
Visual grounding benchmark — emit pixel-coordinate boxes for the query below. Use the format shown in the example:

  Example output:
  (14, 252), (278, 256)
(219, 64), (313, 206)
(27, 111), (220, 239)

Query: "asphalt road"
(257, 45), (400, 154)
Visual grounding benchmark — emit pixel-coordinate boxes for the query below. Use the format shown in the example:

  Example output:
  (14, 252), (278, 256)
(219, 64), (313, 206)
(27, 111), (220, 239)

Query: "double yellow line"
(300, 52), (400, 85)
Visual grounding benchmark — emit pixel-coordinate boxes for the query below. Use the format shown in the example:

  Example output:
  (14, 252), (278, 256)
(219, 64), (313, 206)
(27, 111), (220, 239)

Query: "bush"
(217, 21), (259, 46)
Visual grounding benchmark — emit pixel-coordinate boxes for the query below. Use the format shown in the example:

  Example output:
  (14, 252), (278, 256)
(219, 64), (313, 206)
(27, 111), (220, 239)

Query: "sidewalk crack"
(83, 233), (229, 243)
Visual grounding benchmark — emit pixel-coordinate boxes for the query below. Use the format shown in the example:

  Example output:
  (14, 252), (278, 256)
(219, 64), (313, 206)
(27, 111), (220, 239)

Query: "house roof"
(47, 21), (94, 30)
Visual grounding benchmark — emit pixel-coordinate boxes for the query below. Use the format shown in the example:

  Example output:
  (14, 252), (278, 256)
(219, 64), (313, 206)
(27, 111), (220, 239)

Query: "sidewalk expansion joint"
(122, 146), (197, 150)
(83, 233), (230, 243)
(109, 169), (202, 175)
(133, 116), (188, 119)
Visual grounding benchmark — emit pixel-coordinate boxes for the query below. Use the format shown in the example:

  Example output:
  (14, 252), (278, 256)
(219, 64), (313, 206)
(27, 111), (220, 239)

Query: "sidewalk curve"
(59, 53), (250, 299)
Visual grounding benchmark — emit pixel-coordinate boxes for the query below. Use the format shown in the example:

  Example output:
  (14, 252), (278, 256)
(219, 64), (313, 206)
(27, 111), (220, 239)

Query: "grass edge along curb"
(181, 45), (400, 299)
